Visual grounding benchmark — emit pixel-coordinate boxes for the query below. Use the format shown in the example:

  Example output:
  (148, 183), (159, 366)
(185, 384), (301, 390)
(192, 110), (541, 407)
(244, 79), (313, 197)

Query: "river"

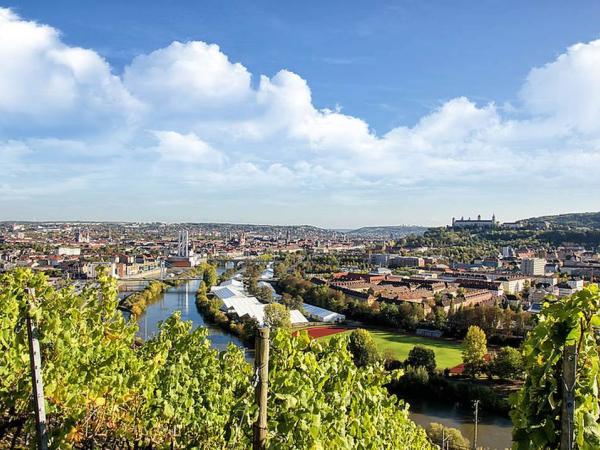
(135, 278), (247, 353)
(135, 277), (512, 449)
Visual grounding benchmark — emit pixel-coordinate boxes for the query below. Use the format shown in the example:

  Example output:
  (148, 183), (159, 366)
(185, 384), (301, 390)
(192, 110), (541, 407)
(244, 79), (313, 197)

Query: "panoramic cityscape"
(2, 2), (600, 449)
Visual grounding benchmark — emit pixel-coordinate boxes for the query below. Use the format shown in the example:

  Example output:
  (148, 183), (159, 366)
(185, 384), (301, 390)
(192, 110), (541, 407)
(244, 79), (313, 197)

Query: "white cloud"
(151, 130), (225, 165)
(521, 40), (600, 135)
(124, 41), (252, 114)
(0, 6), (600, 223)
(0, 9), (139, 135)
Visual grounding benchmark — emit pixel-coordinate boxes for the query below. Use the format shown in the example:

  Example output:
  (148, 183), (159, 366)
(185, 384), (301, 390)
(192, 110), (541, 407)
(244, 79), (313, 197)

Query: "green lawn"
(321, 329), (463, 369)
(369, 330), (463, 369)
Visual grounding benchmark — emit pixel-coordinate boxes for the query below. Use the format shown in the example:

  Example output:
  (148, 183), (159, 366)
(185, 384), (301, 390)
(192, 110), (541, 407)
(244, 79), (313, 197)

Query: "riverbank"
(121, 280), (168, 316)
(121, 264), (215, 317)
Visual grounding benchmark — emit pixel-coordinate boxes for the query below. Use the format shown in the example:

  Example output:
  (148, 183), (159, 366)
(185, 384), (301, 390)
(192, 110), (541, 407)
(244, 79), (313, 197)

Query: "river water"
(135, 278), (247, 352)
(409, 399), (512, 449)
(136, 278), (512, 449)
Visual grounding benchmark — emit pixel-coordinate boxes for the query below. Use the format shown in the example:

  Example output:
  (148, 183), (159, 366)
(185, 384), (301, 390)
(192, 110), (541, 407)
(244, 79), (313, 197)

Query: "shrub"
(264, 303), (291, 330)
(405, 345), (437, 373)
(427, 422), (470, 450)
(489, 346), (524, 380)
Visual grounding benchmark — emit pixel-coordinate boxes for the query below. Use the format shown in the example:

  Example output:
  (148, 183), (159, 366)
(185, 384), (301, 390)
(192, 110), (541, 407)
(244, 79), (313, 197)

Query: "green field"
(369, 330), (463, 369)
(322, 329), (463, 369)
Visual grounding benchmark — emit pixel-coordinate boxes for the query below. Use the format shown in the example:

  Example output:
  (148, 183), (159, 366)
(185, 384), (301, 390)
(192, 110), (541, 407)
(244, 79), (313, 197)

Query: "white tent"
(214, 277), (307, 325)
(220, 278), (244, 289)
(303, 303), (345, 323)
(290, 309), (309, 324)
(211, 285), (245, 300)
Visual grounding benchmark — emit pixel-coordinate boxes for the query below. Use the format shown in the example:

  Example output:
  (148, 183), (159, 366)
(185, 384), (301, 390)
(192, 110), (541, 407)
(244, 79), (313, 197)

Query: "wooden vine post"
(253, 327), (270, 450)
(560, 344), (577, 450)
(26, 288), (49, 450)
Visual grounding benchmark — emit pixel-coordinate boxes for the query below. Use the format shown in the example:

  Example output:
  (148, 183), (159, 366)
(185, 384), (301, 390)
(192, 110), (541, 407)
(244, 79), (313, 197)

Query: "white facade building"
(521, 258), (546, 276)
(57, 247), (81, 256)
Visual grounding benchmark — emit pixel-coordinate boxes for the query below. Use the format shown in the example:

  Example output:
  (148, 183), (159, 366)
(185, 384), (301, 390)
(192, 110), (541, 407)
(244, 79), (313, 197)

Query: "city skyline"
(2, 2), (600, 227)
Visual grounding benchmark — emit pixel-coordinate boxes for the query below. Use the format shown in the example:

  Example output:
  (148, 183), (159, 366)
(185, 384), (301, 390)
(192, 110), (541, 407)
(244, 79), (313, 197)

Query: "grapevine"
(511, 285), (600, 449)
(0, 268), (434, 449)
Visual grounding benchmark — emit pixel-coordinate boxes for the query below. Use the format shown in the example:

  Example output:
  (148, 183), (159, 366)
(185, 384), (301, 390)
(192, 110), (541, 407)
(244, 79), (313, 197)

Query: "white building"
(219, 278), (245, 290)
(84, 262), (116, 278)
(369, 267), (392, 275)
(57, 247), (81, 256)
(557, 279), (584, 298)
(211, 280), (307, 326)
(568, 279), (584, 290)
(303, 303), (345, 323)
(497, 277), (529, 295)
(521, 258), (546, 276)
(260, 267), (275, 280)
(211, 284), (246, 300)
(537, 276), (558, 286)
(501, 246), (515, 258)
(451, 214), (497, 229)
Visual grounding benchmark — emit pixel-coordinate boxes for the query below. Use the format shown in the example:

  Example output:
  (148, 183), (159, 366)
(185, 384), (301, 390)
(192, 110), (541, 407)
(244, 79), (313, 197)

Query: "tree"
(281, 293), (303, 311)
(405, 345), (436, 374)
(398, 365), (430, 389)
(202, 264), (218, 287)
(398, 303), (423, 330)
(218, 267), (236, 284)
(489, 346), (524, 380)
(273, 261), (289, 278)
(347, 329), (380, 367)
(264, 303), (291, 330)
(462, 325), (487, 378)
(426, 422), (470, 450)
(197, 280), (208, 296)
(521, 279), (531, 298)
(256, 285), (273, 303)
(432, 307), (447, 330)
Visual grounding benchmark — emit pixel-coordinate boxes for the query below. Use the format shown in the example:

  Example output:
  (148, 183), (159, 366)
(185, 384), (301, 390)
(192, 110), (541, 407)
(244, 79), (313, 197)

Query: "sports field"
(368, 330), (463, 369)
(307, 326), (463, 369)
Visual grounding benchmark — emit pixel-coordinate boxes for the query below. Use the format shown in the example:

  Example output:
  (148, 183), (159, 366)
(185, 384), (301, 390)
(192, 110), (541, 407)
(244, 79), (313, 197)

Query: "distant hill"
(346, 225), (427, 238)
(520, 212), (600, 229)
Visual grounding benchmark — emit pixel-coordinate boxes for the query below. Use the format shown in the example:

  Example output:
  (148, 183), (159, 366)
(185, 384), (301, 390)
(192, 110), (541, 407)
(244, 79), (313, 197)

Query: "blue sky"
(2, 1), (600, 227)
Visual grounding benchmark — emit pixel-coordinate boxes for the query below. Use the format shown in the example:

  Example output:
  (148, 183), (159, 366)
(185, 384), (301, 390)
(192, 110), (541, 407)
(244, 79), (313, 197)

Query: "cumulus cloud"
(124, 41), (252, 114)
(1, 7), (600, 222)
(151, 130), (225, 165)
(521, 40), (600, 134)
(0, 8), (139, 136)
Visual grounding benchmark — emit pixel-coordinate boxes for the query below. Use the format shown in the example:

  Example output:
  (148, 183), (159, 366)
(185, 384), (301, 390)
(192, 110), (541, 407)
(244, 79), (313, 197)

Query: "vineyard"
(510, 285), (600, 449)
(0, 268), (433, 449)
(2, 267), (600, 449)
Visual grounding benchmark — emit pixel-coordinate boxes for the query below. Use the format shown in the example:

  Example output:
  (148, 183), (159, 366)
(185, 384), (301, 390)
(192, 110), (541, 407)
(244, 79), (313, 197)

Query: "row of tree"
(278, 275), (531, 340)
